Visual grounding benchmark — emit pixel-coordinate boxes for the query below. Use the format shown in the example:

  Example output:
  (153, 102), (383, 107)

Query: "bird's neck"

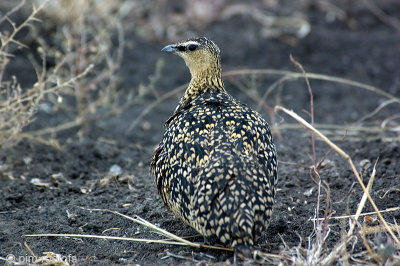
(180, 65), (226, 105)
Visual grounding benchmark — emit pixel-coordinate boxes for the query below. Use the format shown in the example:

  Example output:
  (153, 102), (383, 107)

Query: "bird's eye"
(188, 44), (197, 51)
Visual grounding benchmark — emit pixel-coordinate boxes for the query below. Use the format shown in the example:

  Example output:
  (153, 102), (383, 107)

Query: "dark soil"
(1, 2), (400, 265)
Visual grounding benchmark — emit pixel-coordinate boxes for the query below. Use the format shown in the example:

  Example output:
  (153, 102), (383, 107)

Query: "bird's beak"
(161, 44), (177, 53)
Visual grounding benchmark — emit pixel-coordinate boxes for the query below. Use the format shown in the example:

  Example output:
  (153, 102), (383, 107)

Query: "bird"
(151, 37), (277, 255)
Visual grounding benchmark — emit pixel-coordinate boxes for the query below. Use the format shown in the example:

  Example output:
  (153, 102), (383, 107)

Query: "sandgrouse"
(151, 37), (277, 255)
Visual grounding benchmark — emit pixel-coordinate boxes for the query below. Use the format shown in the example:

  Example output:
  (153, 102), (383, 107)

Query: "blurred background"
(1, 0), (399, 146)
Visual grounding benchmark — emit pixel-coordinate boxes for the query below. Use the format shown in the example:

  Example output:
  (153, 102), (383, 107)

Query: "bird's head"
(161, 37), (221, 78)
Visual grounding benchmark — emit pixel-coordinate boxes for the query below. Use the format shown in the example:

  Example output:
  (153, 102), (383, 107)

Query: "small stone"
(142, 121), (151, 131)
(30, 178), (50, 187)
(109, 164), (122, 176)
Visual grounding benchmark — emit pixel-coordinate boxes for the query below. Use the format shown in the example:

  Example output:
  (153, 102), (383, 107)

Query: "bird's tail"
(229, 204), (255, 257)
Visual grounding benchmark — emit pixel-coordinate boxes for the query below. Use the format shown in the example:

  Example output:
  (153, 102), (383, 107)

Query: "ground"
(1, 1), (400, 265)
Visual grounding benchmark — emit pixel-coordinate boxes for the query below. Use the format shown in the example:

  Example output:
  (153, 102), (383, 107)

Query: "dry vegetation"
(0, 0), (134, 147)
(1, 0), (399, 265)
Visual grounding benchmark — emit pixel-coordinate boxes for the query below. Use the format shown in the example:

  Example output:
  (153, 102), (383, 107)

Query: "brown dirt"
(1, 2), (400, 265)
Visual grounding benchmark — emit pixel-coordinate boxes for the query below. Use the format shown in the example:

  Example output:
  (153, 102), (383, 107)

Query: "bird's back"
(151, 91), (277, 249)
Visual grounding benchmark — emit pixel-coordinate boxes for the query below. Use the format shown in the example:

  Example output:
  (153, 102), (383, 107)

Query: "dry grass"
(0, 1), (66, 147)
(30, 0), (132, 137)
(270, 57), (399, 265)
(275, 106), (400, 265)
(0, 0), (134, 147)
(26, 208), (236, 253)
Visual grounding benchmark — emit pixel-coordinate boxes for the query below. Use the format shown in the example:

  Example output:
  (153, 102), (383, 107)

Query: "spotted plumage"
(151, 37), (277, 254)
